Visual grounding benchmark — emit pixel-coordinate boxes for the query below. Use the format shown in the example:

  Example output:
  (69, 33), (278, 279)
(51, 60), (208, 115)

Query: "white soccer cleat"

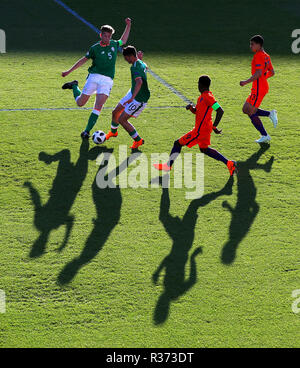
(269, 110), (278, 128)
(255, 134), (271, 144)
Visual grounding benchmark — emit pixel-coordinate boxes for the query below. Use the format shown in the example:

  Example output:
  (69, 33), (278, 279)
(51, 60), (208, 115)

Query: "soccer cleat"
(269, 110), (278, 128)
(255, 134), (271, 144)
(153, 163), (172, 172)
(130, 139), (144, 150)
(227, 160), (237, 176)
(80, 130), (90, 139)
(62, 80), (78, 90)
(106, 131), (118, 140)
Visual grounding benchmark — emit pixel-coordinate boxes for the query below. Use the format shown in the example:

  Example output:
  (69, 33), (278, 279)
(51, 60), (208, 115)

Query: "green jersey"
(131, 59), (150, 103)
(85, 40), (122, 79)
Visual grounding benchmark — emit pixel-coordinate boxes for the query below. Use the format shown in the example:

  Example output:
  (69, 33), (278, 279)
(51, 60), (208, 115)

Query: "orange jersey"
(251, 50), (273, 91)
(178, 91), (218, 149)
(194, 91), (217, 134)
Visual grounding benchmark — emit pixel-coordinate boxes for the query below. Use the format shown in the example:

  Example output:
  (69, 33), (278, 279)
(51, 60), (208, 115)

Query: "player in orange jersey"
(240, 35), (278, 144)
(153, 75), (236, 176)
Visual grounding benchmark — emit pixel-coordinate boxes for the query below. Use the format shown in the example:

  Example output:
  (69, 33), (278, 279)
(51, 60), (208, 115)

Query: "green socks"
(72, 85), (81, 100)
(129, 129), (141, 142)
(111, 121), (119, 133)
(85, 109), (101, 133)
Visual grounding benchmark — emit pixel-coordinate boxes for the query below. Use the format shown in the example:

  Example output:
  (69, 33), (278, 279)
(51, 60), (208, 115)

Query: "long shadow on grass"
(57, 152), (141, 285)
(221, 145), (274, 265)
(152, 175), (234, 325)
(24, 140), (103, 258)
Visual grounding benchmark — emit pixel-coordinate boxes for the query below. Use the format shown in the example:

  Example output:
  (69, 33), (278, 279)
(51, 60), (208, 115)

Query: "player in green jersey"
(61, 19), (132, 139)
(105, 46), (150, 150)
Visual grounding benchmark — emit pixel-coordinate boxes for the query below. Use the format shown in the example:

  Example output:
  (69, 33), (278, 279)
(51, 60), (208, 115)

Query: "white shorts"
(119, 90), (147, 118)
(82, 73), (113, 96)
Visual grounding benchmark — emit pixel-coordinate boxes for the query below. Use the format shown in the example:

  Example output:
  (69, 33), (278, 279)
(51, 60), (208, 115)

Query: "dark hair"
(100, 25), (115, 34)
(198, 75), (211, 88)
(122, 45), (137, 57)
(250, 35), (264, 46)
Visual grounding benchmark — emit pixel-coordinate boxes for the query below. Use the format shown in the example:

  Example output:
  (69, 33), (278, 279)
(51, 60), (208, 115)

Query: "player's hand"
(125, 18), (132, 26)
(137, 50), (144, 60)
(62, 71), (70, 77)
(124, 98), (134, 105)
(213, 126), (222, 134)
(240, 80), (247, 87)
(185, 103), (193, 111)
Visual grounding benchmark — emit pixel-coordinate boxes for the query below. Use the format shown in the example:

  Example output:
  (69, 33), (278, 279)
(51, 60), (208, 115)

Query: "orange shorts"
(179, 128), (211, 149)
(246, 83), (269, 108)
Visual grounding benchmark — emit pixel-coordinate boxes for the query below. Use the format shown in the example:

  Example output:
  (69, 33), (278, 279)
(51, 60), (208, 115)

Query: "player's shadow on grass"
(57, 152), (142, 285)
(152, 175), (234, 325)
(24, 140), (102, 258)
(221, 145), (274, 265)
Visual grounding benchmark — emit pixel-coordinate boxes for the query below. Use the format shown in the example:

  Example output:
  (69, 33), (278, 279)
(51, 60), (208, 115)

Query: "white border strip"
(53, 0), (192, 104)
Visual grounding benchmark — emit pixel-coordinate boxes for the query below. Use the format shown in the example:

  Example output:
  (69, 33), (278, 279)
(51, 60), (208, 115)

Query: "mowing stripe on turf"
(53, 0), (193, 104)
(0, 106), (185, 112)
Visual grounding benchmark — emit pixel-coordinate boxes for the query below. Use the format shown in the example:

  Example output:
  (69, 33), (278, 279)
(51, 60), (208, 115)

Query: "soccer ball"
(92, 130), (106, 144)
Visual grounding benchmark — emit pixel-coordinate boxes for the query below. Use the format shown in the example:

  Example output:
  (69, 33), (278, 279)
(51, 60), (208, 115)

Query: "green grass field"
(0, 0), (300, 348)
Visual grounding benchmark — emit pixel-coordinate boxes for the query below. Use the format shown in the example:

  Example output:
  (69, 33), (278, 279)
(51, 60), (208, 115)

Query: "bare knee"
(76, 98), (87, 107)
(242, 105), (248, 115)
(77, 101), (85, 107)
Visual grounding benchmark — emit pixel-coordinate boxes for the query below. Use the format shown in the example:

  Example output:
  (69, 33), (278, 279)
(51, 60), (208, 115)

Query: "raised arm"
(120, 18), (132, 45)
(62, 56), (88, 77)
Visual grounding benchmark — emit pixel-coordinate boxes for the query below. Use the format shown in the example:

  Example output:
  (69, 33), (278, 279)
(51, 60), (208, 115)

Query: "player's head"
(100, 25), (115, 44)
(250, 35), (264, 52)
(198, 75), (211, 92)
(123, 45), (137, 64)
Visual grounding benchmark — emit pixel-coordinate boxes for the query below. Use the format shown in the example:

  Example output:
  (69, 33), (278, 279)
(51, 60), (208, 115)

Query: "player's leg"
(154, 129), (201, 172)
(243, 98), (277, 127)
(255, 108), (278, 128)
(243, 101), (270, 142)
(81, 93), (108, 138)
(106, 103), (124, 140)
(118, 111), (144, 150)
(106, 90), (131, 140)
(153, 139), (183, 172)
(62, 80), (90, 107)
(200, 146), (236, 176)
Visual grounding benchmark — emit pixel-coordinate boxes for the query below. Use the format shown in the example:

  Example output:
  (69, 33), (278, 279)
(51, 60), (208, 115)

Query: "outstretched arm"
(62, 56), (88, 77)
(120, 18), (132, 45)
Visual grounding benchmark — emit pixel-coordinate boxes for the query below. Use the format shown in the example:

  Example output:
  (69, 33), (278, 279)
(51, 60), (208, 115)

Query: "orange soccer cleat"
(130, 139), (144, 150)
(227, 160), (237, 176)
(106, 131), (118, 140)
